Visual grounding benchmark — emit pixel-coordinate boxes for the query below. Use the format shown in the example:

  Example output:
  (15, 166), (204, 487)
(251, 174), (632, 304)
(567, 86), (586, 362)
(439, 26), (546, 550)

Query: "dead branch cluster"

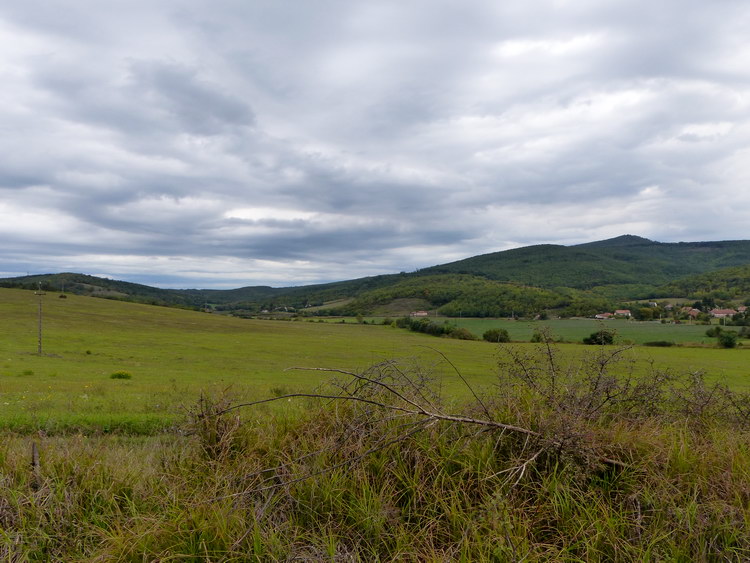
(187, 337), (750, 500)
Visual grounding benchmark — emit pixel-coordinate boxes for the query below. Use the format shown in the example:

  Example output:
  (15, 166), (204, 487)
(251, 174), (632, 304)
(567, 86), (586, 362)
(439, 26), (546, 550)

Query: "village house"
(410, 310), (429, 317)
(614, 309), (631, 318)
(709, 308), (737, 318)
(679, 306), (700, 318)
(594, 312), (614, 319)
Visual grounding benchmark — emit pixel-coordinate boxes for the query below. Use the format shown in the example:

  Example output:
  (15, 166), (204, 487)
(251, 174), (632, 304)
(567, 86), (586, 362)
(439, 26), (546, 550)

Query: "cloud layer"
(2, 1), (750, 287)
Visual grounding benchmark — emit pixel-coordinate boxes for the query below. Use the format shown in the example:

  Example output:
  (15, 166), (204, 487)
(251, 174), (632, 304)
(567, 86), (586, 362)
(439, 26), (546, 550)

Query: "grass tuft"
(109, 370), (132, 380)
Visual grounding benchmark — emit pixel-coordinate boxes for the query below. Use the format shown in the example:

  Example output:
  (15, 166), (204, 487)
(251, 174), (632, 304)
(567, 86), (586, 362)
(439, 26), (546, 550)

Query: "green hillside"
(3, 235), (750, 315)
(316, 274), (612, 318)
(0, 272), (201, 307)
(658, 264), (750, 301)
(422, 235), (750, 289)
(0, 271), (405, 311)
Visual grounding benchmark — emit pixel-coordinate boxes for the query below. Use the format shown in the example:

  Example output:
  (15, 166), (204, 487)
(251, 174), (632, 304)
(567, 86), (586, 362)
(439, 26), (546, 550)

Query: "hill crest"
(2, 235), (750, 315)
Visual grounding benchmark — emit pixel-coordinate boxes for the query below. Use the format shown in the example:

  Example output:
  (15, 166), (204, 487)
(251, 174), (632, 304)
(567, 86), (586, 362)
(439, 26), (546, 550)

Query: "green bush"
(482, 328), (510, 343)
(449, 327), (477, 340)
(643, 341), (675, 347)
(706, 326), (723, 337)
(718, 331), (738, 349)
(582, 329), (615, 345)
(396, 316), (456, 338)
(110, 370), (133, 380)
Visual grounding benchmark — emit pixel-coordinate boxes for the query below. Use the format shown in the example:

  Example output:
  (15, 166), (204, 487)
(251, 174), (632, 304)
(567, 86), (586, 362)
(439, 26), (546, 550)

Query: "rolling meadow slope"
(2, 287), (749, 433)
(0, 288), (499, 432)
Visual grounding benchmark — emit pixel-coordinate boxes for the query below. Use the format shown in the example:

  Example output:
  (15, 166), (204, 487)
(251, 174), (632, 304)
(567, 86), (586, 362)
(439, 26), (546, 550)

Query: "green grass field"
(379, 315), (731, 345)
(3, 289), (750, 560)
(0, 289), (498, 432)
(2, 288), (749, 433)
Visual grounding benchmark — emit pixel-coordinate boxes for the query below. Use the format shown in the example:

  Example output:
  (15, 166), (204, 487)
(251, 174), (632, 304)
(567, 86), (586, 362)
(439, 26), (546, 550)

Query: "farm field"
(1, 287), (749, 433)
(371, 315), (731, 345)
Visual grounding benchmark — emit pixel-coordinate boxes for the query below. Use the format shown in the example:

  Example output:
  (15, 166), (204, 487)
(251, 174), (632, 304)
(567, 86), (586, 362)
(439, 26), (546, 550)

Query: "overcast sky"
(2, 1), (749, 288)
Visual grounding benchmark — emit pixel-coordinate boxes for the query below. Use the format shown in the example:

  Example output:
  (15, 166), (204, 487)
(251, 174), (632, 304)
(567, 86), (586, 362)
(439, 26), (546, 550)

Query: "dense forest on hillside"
(3, 236), (750, 317)
(656, 265), (750, 301)
(422, 236), (750, 289)
(318, 275), (560, 316)
(316, 274), (613, 318)
(0, 273), (198, 307)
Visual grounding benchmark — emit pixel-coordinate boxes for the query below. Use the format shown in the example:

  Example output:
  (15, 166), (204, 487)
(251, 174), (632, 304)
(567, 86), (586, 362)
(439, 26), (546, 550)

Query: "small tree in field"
(718, 331), (738, 348)
(582, 329), (615, 345)
(483, 328), (510, 343)
(706, 326), (723, 338)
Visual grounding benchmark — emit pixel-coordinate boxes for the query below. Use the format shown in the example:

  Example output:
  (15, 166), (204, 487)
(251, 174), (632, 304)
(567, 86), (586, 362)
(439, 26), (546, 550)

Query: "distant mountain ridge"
(2, 235), (750, 316)
(421, 235), (750, 289)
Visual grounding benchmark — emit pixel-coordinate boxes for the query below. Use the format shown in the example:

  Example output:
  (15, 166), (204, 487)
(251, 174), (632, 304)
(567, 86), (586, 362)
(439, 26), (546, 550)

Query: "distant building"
(595, 312), (614, 319)
(710, 308), (737, 318)
(614, 309), (631, 318)
(410, 311), (429, 317)
(678, 307), (701, 319)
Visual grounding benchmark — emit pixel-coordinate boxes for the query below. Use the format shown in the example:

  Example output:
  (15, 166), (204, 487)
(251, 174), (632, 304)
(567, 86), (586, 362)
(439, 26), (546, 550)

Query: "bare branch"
(285, 365), (431, 414)
(419, 345), (493, 421)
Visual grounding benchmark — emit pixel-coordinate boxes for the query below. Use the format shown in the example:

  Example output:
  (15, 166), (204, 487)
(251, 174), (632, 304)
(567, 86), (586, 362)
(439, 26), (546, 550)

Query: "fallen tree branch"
(218, 391), (541, 438)
(202, 362), (628, 503)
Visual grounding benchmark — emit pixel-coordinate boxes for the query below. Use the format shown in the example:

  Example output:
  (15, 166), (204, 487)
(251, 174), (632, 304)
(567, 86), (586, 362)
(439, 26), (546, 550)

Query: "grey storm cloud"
(1, 0), (750, 287)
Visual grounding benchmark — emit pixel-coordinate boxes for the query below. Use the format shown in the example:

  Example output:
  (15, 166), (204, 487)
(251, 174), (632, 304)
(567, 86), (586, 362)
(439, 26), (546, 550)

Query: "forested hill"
(0, 271), (404, 310)
(0, 272), (295, 308)
(657, 264), (750, 300)
(420, 236), (750, 289)
(2, 235), (750, 314)
(0, 273), (198, 306)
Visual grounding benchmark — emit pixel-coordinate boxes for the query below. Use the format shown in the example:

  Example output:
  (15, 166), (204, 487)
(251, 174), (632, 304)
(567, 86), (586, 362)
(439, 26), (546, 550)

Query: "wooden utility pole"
(35, 283), (45, 355)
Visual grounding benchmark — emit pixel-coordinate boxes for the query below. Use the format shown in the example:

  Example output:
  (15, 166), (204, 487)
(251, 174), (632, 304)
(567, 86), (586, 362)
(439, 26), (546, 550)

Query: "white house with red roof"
(710, 308), (737, 318)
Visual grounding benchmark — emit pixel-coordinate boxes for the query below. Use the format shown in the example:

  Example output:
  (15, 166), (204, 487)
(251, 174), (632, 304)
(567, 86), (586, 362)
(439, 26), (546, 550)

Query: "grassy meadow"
(2, 288), (750, 432)
(3, 287), (750, 560)
(0, 289), (750, 434)
(448, 316), (722, 345)
(0, 288), (501, 433)
(358, 314), (741, 346)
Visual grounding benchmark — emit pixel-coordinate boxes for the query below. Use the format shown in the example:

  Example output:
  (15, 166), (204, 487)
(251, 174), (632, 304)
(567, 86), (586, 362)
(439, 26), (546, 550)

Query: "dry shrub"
(184, 391), (242, 462)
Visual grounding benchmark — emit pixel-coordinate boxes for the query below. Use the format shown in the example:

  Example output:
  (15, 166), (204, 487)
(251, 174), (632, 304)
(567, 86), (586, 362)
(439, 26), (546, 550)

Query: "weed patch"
(109, 370), (132, 379)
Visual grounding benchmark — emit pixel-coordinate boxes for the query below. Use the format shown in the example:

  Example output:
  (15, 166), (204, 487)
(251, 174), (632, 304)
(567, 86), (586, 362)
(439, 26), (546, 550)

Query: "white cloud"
(493, 33), (603, 58)
(678, 122), (733, 140)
